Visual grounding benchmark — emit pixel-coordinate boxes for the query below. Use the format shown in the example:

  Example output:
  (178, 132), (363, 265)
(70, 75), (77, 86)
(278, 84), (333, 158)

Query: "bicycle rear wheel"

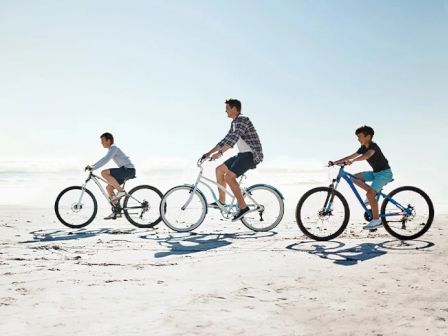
(54, 186), (97, 229)
(123, 185), (163, 228)
(160, 186), (207, 232)
(381, 186), (434, 240)
(241, 185), (284, 232)
(296, 187), (350, 241)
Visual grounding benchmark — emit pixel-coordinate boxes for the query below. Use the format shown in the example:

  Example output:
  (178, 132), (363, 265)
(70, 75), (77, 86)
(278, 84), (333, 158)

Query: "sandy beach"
(1, 205), (447, 336)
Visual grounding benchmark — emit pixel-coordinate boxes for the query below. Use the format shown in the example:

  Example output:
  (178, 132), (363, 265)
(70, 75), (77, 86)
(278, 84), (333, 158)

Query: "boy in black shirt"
(332, 125), (393, 230)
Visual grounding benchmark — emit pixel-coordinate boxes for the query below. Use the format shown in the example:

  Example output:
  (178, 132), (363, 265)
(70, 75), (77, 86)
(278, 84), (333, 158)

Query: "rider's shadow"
(286, 241), (386, 266)
(141, 231), (277, 258)
(19, 228), (140, 243)
(286, 239), (435, 266)
(153, 234), (231, 258)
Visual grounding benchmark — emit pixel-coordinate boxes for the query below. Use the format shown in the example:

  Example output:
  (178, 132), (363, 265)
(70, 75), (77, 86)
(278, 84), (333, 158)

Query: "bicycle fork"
(323, 180), (339, 215)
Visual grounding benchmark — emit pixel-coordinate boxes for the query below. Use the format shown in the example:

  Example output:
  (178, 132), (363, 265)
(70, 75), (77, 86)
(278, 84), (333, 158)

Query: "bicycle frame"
(77, 172), (138, 209)
(181, 162), (263, 217)
(328, 166), (412, 219)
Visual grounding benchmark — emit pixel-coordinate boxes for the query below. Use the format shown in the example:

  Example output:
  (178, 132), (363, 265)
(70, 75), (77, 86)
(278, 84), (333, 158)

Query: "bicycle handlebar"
(328, 161), (346, 168)
(197, 156), (215, 167)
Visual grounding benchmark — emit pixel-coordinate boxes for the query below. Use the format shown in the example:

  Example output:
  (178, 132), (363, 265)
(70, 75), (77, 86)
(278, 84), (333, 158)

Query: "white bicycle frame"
(181, 161), (264, 218)
(76, 172), (136, 208)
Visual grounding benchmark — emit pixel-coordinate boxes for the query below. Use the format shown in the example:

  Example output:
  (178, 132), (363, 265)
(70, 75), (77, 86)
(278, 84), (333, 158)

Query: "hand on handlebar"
(211, 152), (223, 161)
(198, 154), (213, 166)
(328, 160), (351, 167)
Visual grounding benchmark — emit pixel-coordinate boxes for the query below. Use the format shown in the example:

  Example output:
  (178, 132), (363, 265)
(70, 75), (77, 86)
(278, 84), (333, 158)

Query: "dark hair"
(100, 132), (114, 144)
(225, 99), (242, 113)
(355, 125), (374, 138)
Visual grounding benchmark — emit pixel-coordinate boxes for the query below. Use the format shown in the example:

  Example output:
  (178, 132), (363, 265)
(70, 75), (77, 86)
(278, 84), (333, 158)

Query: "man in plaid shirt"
(202, 99), (263, 221)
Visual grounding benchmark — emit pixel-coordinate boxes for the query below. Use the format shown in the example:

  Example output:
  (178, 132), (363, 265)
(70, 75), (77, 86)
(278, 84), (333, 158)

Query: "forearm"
(206, 145), (221, 156)
(91, 157), (108, 170)
(334, 153), (359, 164)
(351, 154), (370, 163)
(218, 144), (231, 154)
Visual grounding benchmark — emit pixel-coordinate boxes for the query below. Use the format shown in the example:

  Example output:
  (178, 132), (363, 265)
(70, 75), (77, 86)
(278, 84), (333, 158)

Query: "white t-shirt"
(237, 138), (252, 153)
(232, 123), (252, 153)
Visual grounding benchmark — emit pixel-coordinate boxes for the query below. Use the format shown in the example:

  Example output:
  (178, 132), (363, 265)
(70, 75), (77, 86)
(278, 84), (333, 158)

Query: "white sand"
(1, 206), (447, 335)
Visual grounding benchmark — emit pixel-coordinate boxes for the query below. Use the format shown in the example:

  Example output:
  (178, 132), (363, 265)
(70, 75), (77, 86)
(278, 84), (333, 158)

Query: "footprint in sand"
(0, 297), (17, 306)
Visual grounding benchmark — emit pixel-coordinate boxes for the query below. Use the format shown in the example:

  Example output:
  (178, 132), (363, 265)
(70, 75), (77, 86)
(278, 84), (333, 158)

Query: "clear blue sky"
(1, 0), (447, 205)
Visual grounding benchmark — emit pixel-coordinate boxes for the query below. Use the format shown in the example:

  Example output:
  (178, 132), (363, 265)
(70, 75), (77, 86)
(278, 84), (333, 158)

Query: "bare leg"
(366, 189), (379, 220)
(216, 164), (229, 203)
(224, 171), (247, 209)
(101, 170), (123, 192)
(351, 173), (369, 191)
(106, 185), (115, 199)
(351, 173), (379, 220)
(102, 170), (123, 205)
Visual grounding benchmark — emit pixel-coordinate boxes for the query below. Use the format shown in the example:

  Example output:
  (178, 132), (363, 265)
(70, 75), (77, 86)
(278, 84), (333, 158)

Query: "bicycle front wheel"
(296, 187), (350, 241)
(160, 186), (207, 232)
(123, 185), (163, 228)
(381, 186), (434, 240)
(54, 186), (98, 229)
(241, 185), (284, 232)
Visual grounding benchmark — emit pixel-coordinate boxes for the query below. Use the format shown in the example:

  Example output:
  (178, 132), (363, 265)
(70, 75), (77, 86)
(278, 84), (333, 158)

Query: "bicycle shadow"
(139, 231), (278, 258)
(19, 227), (149, 243)
(285, 239), (434, 266)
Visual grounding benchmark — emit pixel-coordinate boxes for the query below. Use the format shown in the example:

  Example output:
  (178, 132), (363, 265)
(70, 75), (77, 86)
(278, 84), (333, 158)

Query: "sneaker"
(111, 191), (126, 201)
(232, 207), (250, 222)
(363, 219), (382, 230)
(104, 212), (117, 220)
(209, 200), (224, 209)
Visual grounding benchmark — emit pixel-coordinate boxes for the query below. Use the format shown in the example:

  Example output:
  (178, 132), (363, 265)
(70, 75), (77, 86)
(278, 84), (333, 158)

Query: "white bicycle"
(55, 171), (163, 229)
(160, 158), (285, 232)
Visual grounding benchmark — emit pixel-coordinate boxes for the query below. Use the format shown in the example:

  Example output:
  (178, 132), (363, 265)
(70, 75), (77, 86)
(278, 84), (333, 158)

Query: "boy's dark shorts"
(224, 152), (256, 177)
(109, 166), (136, 185)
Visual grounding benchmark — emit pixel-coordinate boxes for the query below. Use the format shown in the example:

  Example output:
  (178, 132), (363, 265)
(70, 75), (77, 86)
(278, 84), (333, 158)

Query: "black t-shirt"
(356, 142), (390, 172)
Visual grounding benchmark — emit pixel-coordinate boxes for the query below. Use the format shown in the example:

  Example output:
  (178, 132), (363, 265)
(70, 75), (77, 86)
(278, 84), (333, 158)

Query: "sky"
(0, 0), (447, 210)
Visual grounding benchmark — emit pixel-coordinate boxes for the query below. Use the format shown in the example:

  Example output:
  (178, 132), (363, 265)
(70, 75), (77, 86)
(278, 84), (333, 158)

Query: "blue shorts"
(109, 166), (136, 185)
(361, 168), (393, 193)
(224, 152), (256, 177)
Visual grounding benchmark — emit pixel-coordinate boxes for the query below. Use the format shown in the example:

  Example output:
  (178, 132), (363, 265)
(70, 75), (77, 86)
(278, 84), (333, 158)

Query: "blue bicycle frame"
(328, 166), (412, 219)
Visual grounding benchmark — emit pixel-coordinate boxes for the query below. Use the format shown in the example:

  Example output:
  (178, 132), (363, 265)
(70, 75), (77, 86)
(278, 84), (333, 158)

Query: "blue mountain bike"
(295, 162), (434, 241)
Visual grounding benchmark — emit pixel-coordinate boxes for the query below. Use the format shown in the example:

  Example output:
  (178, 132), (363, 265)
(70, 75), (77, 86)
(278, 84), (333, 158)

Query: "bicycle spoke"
(124, 185), (163, 228)
(382, 186), (434, 240)
(241, 186), (284, 232)
(55, 186), (97, 228)
(161, 186), (207, 232)
(296, 187), (349, 241)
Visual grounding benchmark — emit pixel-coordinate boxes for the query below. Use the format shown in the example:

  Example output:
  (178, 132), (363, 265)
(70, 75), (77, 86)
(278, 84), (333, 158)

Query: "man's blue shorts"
(361, 168), (393, 192)
(224, 152), (256, 177)
(109, 166), (136, 185)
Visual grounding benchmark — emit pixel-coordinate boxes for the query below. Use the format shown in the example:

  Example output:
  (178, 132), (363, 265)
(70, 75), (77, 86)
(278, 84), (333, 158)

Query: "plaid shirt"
(217, 115), (264, 164)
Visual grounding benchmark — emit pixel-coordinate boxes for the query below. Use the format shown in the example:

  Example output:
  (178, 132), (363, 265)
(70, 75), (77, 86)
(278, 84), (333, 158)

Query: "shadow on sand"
(139, 231), (278, 258)
(19, 227), (278, 259)
(286, 239), (434, 266)
(19, 227), (145, 243)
